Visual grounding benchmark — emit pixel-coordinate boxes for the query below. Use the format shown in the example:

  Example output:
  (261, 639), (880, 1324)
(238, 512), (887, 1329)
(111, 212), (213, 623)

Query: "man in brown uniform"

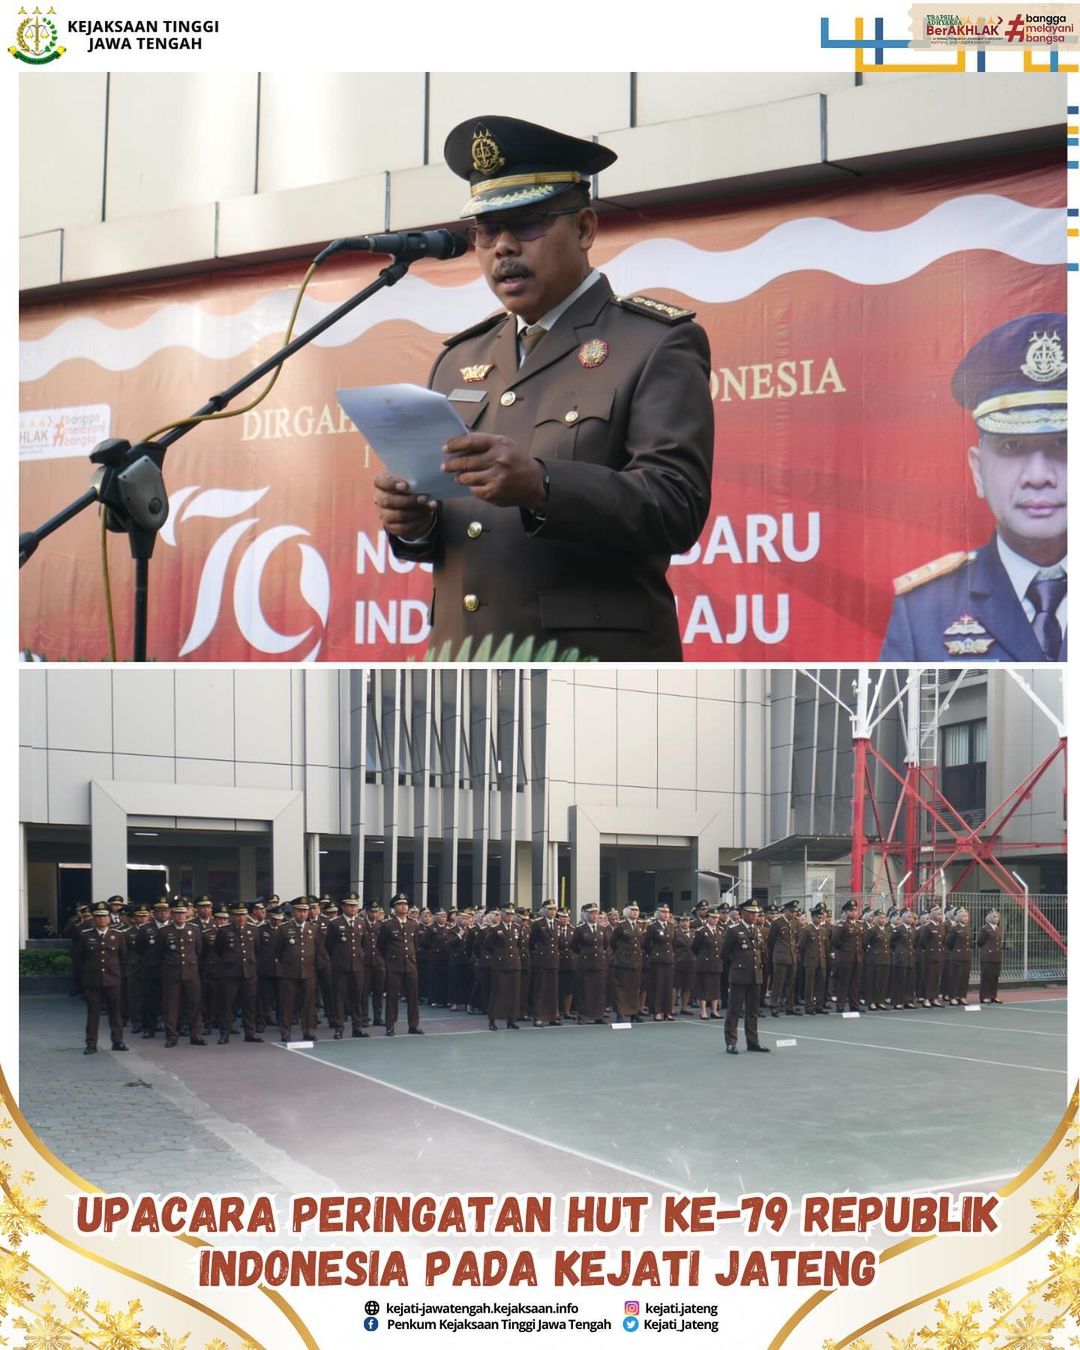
(798, 904), (831, 1015)
(374, 115), (714, 662)
(831, 900), (864, 1012)
(767, 899), (801, 1017)
(162, 901), (206, 1047)
(483, 905), (523, 1030)
(324, 895), (371, 1039)
(377, 894), (422, 1036)
(77, 902), (128, 1054)
(691, 909), (723, 1020)
(571, 901), (608, 1023)
(720, 900), (770, 1055)
(275, 898), (318, 1043)
(889, 909), (918, 1009)
(643, 902), (676, 1020)
(528, 899), (561, 1026)
(215, 902), (261, 1043)
(608, 902), (645, 1023)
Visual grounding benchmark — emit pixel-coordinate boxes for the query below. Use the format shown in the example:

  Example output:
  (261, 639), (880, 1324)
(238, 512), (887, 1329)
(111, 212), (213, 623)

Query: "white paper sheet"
(336, 383), (473, 500)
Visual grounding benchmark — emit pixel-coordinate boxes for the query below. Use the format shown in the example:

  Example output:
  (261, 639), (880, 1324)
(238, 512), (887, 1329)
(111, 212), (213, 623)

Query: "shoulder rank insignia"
(893, 551), (974, 596)
(614, 294), (695, 323)
(943, 613), (987, 637)
(460, 363), (494, 382)
(943, 634), (995, 657)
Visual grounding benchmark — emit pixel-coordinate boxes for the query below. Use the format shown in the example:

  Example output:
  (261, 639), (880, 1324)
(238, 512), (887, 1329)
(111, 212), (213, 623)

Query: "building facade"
(19, 666), (1065, 944)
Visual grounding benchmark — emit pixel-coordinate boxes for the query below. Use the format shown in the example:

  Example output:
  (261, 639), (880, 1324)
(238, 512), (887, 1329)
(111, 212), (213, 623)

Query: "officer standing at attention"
(76, 902), (128, 1054)
(720, 899), (770, 1055)
(882, 313), (1067, 661)
(373, 115), (714, 662)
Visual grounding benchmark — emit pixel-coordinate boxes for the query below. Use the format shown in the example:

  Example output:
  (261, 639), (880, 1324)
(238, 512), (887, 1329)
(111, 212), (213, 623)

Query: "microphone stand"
(19, 254), (414, 661)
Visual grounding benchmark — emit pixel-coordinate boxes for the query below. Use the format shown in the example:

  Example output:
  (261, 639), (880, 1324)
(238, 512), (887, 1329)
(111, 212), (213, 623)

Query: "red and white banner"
(18, 153), (1064, 661)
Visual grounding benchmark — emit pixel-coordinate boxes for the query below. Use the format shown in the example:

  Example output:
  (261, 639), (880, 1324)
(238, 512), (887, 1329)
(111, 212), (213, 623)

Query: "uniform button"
(500, 391), (516, 407)
(466, 521), (483, 539)
(564, 409), (579, 424)
(463, 594), (480, 613)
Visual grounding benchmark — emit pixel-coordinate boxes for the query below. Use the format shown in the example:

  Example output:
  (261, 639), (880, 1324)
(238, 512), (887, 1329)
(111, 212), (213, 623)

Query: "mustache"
(493, 262), (533, 280)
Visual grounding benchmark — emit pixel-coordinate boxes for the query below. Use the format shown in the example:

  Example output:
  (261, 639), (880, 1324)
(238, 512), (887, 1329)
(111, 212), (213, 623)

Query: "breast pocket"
(533, 387), (616, 463)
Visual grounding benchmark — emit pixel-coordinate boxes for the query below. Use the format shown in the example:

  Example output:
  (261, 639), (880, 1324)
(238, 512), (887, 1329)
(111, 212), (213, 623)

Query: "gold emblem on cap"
(471, 126), (506, 175)
(944, 635), (995, 657)
(461, 364), (493, 382)
(943, 613), (988, 636)
(463, 594), (480, 613)
(578, 339), (609, 369)
(1021, 329), (1066, 385)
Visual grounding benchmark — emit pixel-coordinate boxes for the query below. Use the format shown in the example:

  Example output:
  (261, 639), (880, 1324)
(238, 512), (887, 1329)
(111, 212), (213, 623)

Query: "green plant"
(18, 950), (72, 976)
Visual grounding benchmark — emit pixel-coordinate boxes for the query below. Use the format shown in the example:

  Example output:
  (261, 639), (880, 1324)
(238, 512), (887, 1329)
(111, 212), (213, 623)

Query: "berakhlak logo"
(10, 5), (65, 62)
(161, 485), (331, 660)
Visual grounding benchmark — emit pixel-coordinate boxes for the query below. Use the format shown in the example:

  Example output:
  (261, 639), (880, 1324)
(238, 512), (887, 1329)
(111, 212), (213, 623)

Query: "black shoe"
(791, 1010), (803, 1016)
(165, 1037), (178, 1047)
(726, 1044), (738, 1055)
(218, 1034), (229, 1045)
(408, 1027), (424, 1035)
(280, 1033), (290, 1044)
(489, 1021), (498, 1030)
(255, 1025), (266, 1033)
(507, 1021), (519, 1030)
(771, 1010), (781, 1018)
(373, 1018), (385, 1026)
(819, 1008), (830, 1015)
(595, 1018), (607, 1024)
(386, 1027), (395, 1036)
(83, 1045), (97, 1055)
(244, 1035), (263, 1043)
(334, 1029), (344, 1040)
(190, 1037), (207, 1046)
(748, 1044), (770, 1053)
(308, 1034), (318, 1043)
(111, 1042), (129, 1051)
(629, 1014), (643, 1023)
(142, 1031), (155, 1039)
(353, 1030), (369, 1038)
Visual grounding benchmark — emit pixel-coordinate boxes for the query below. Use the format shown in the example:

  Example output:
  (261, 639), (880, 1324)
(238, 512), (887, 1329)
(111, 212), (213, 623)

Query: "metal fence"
(783, 892), (1067, 985)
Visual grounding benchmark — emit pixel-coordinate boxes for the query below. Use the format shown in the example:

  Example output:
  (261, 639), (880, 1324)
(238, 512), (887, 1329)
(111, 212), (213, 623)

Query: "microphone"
(315, 229), (469, 265)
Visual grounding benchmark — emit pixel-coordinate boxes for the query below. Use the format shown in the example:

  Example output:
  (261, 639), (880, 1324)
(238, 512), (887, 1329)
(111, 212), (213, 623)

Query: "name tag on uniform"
(448, 388), (487, 403)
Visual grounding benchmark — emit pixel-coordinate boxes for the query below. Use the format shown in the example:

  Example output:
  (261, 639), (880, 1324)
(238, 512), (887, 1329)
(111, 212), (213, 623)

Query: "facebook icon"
(363, 1316), (379, 1332)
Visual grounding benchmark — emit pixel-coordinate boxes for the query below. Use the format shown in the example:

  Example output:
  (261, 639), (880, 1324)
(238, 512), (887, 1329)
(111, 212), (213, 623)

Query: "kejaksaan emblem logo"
(10, 5), (65, 63)
(162, 485), (330, 660)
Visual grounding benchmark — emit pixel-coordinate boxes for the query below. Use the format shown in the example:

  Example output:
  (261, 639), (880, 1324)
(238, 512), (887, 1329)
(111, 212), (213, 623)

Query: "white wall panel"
(111, 669), (176, 758)
(635, 73), (850, 126)
(175, 756), (235, 787)
(573, 683), (619, 786)
(45, 670), (112, 751)
(20, 74), (107, 234)
(112, 754), (178, 785)
(174, 670), (235, 762)
(234, 668), (292, 765)
(48, 750), (110, 822)
(258, 73), (425, 192)
(20, 748), (48, 825)
(615, 689), (657, 790)
(657, 693), (697, 789)
(105, 73), (258, 219)
(235, 761), (293, 791)
(696, 698), (736, 793)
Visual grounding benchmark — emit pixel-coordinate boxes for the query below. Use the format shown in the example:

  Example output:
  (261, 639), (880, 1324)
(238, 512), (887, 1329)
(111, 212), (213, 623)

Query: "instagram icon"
(624, 1301), (640, 1316)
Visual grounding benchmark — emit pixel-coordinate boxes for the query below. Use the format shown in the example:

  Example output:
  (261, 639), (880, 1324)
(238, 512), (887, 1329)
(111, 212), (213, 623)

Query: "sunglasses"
(467, 207), (581, 248)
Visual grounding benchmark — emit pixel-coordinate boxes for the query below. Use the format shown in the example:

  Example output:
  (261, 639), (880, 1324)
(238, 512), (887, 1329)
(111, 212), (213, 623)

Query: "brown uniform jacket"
(324, 915), (368, 972)
(76, 927), (127, 988)
(977, 923), (1004, 961)
(215, 924), (258, 980)
(391, 275), (714, 661)
(274, 920), (318, 979)
(376, 916), (418, 974)
(720, 921), (762, 985)
(691, 923), (722, 973)
(529, 917), (561, 970)
(570, 921), (608, 971)
(798, 923), (828, 972)
(162, 923), (202, 979)
(609, 918), (644, 970)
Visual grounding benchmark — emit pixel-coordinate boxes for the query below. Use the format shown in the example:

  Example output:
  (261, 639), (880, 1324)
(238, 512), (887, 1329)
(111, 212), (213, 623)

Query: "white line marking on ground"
(897, 1018), (1065, 1038)
(753, 1030), (1065, 1074)
(268, 1043), (690, 1192)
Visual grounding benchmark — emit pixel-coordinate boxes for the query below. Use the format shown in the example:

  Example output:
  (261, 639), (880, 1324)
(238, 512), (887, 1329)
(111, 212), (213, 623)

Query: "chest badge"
(461, 364), (494, 382)
(944, 613), (987, 636)
(578, 339), (609, 369)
